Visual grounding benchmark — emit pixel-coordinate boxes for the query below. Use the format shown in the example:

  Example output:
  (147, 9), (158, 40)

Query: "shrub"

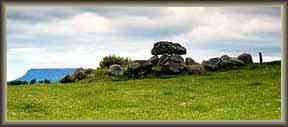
(60, 75), (75, 83)
(30, 79), (37, 84)
(99, 55), (132, 69)
(8, 80), (28, 85)
(84, 68), (94, 75)
(44, 79), (50, 84)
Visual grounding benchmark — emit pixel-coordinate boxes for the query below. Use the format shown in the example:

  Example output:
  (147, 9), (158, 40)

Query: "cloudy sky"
(7, 7), (281, 81)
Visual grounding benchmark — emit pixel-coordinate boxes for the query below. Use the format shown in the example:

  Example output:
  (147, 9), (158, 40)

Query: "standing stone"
(259, 52), (263, 64)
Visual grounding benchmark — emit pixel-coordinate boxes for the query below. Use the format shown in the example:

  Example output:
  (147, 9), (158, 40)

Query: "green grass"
(7, 64), (281, 120)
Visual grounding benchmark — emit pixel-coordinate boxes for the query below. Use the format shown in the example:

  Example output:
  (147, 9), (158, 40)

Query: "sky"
(7, 7), (281, 81)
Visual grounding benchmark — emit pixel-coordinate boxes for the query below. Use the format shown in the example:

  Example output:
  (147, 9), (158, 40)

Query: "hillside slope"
(8, 63), (281, 120)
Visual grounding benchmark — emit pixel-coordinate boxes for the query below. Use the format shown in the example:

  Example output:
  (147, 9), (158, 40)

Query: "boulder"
(220, 55), (230, 61)
(151, 41), (186, 55)
(125, 60), (153, 77)
(237, 53), (253, 64)
(201, 57), (221, 71)
(109, 64), (122, 76)
(158, 54), (170, 65)
(202, 55), (246, 71)
(148, 55), (159, 65)
(219, 55), (245, 70)
(156, 54), (186, 74)
(169, 54), (184, 64)
(161, 62), (186, 74)
(186, 65), (206, 75)
(185, 57), (199, 65)
(158, 54), (184, 66)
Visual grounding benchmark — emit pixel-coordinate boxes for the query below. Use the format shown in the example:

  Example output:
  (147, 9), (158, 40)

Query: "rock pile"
(108, 41), (254, 78)
(150, 41), (188, 74)
(125, 60), (153, 77)
(202, 55), (246, 71)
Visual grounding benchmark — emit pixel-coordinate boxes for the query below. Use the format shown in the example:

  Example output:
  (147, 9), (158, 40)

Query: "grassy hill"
(7, 63), (281, 120)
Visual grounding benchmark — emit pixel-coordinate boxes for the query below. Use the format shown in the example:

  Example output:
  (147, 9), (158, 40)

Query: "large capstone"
(151, 41), (187, 55)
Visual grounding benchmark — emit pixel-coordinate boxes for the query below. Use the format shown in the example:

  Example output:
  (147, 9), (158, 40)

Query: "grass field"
(7, 63), (281, 120)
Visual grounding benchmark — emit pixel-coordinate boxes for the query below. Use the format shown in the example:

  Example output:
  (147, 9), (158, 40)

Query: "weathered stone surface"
(158, 54), (170, 65)
(220, 55), (230, 61)
(169, 54), (184, 64)
(109, 64), (122, 76)
(186, 65), (205, 75)
(125, 60), (153, 77)
(201, 57), (221, 71)
(155, 54), (186, 74)
(219, 55), (245, 70)
(151, 41), (186, 55)
(148, 55), (159, 65)
(237, 53), (253, 64)
(160, 62), (186, 74)
(185, 57), (199, 65)
(202, 55), (246, 71)
(158, 54), (184, 65)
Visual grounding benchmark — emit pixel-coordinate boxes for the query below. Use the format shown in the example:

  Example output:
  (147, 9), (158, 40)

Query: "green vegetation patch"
(7, 64), (281, 120)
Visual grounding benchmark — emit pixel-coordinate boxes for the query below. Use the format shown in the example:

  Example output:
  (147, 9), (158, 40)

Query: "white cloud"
(7, 7), (281, 81)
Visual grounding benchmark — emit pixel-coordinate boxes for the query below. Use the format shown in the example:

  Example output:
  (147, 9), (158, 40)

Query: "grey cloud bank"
(7, 7), (281, 81)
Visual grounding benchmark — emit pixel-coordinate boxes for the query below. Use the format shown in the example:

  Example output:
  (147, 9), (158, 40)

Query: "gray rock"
(156, 54), (186, 74)
(220, 56), (245, 70)
(151, 41), (186, 55)
(220, 55), (230, 61)
(158, 54), (184, 66)
(148, 55), (159, 65)
(202, 55), (245, 71)
(237, 53), (253, 64)
(201, 57), (221, 71)
(169, 54), (184, 64)
(109, 64), (122, 76)
(158, 54), (170, 65)
(185, 57), (199, 65)
(161, 62), (186, 74)
(125, 60), (153, 77)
